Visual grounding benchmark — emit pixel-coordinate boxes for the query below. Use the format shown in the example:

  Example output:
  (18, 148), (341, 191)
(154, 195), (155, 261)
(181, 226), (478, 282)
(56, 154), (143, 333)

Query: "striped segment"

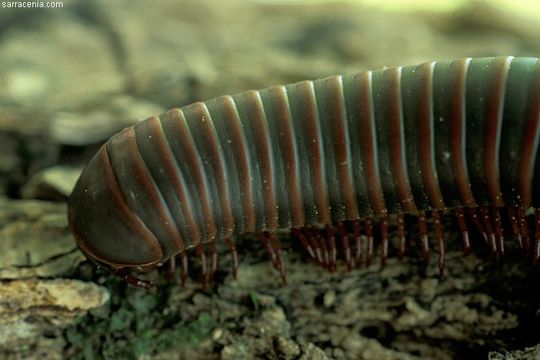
(519, 59), (540, 208)
(134, 116), (199, 249)
(313, 76), (359, 221)
(353, 70), (387, 217)
(182, 102), (235, 239)
(107, 127), (183, 259)
(260, 86), (305, 228)
(232, 91), (279, 231)
(208, 95), (256, 233)
(160, 109), (217, 244)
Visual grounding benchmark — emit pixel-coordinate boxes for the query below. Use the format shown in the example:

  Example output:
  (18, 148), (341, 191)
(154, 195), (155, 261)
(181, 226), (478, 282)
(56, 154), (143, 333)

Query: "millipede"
(67, 56), (540, 289)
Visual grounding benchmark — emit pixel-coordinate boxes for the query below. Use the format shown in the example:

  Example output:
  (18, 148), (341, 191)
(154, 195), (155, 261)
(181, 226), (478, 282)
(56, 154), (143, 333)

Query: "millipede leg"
(418, 210), (429, 262)
(292, 228), (315, 259)
(363, 219), (372, 268)
(259, 231), (279, 270)
(224, 238), (238, 280)
(397, 214), (406, 260)
(432, 210), (445, 276)
(268, 232), (287, 284)
(338, 222), (352, 270)
(113, 268), (154, 289)
(303, 227), (324, 267)
(492, 206), (504, 256)
(314, 226), (330, 270)
(455, 208), (471, 255)
(352, 220), (362, 269)
(260, 232), (287, 283)
(469, 207), (488, 242)
(267, 232), (283, 270)
(518, 205), (531, 254)
(380, 217), (389, 269)
(179, 252), (188, 286)
(259, 232), (277, 268)
(534, 209), (540, 263)
(165, 257), (176, 281)
(165, 255), (187, 286)
(311, 226), (329, 270)
(325, 224), (337, 272)
(209, 241), (218, 284)
(480, 206), (498, 256)
(507, 205), (523, 249)
(196, 243), (208, 291)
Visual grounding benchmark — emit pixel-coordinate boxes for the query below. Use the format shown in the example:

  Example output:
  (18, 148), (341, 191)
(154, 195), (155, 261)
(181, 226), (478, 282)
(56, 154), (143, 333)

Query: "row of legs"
(114, 205), (540, 289)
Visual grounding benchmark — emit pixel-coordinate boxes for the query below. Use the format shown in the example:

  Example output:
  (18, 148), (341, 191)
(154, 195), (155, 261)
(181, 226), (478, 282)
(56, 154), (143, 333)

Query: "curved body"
(68, 56), (540, 271)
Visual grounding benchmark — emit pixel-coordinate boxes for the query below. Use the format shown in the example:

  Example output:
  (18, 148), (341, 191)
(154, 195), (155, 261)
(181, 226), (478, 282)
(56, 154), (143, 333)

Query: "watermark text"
(2, 1), (64, 8)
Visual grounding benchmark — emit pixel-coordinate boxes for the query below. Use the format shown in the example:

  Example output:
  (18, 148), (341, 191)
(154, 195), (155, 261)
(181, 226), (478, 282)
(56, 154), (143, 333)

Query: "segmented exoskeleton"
(68, 56), (540, 288)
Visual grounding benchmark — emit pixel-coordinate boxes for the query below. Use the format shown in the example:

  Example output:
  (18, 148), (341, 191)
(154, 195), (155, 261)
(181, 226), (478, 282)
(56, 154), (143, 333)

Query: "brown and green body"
(68, 56), (540, 286)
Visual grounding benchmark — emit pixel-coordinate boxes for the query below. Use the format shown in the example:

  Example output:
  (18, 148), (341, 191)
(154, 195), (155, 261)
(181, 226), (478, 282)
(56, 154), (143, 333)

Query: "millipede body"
(68, 56), (540, 288)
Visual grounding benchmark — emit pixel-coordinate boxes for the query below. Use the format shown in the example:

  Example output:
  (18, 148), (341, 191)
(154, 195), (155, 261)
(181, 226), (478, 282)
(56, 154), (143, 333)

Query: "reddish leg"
(352, 220), (363, 269)
(364, 219), (373, 267)
(209, 241), (218, 284)
(418, 210), (429, 262)
(534, 209), (540, 263)
(492, 206), (504, 256)
(325, 224), (337, 272)
(518, 205), (531, 254)
(455, 208), (471, 255)
(432, 210), (445, 276)
(224, 238), (239, 280)
(397, 214), (406, 259)
(258, 232), (278, 269)
(313, 227), (329, 269)
(480, 206), (498, 256)
(165, 257), (176, 280)
(179, 252), (188, 286)
(165, 256), (189, 287)
(268, 232), (287, 283)
(259, 232), (287, 283)
(303, 227), (323, 266)
(507, 205), (523, 249)
(338, 222), (352, 270)
(292, 228), (315, 259)
(469, 207), (488, 242)
(195, 243), (208, 291)
(380, 217), (389, 269)
(314, 226), (330, 270)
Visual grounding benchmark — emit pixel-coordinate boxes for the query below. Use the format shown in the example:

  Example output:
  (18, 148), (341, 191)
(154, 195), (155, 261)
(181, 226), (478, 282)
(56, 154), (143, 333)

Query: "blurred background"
(1, 0), (540, 359)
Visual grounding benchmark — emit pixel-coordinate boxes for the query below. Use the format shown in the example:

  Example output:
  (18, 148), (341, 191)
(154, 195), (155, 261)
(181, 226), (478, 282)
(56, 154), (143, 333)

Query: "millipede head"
(68, 145), (164, 276)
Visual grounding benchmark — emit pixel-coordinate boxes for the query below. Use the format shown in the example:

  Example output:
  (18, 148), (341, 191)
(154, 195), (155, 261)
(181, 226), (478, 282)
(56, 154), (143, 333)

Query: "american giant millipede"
(68, 56), (540, 289)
